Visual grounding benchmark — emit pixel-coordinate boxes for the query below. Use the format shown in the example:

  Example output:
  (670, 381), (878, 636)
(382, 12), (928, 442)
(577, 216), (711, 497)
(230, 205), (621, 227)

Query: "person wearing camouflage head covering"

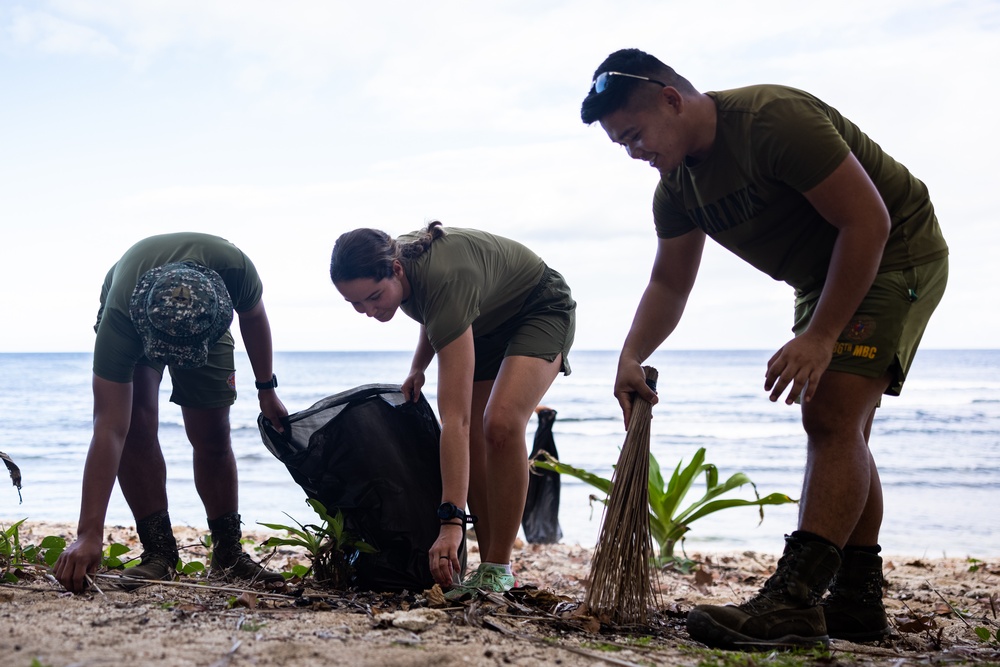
(129, 260), (235, 368)
(54, 232), (289, 593)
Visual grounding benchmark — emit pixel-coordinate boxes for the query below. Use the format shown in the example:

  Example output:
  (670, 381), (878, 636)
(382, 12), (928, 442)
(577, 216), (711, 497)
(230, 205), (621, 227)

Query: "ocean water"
(1, 350), (997, 558)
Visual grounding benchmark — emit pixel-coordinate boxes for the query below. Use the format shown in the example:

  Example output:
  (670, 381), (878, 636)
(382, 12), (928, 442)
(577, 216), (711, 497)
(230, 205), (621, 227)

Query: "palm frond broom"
(584, 365), (659, 626)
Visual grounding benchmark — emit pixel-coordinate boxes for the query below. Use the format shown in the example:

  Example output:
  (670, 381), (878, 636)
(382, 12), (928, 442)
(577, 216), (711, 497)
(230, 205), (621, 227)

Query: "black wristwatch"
(437, 502), (466, 522)
(255, 374), (278, 390)
(437, 502), (478, 525)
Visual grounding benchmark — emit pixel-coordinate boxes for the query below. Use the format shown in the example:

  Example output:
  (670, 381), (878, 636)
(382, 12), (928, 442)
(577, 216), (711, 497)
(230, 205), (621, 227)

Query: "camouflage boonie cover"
(129, 261), (234, 368)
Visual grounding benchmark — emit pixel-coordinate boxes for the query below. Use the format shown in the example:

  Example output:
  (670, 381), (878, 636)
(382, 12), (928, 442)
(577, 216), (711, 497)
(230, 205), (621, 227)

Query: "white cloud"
(1, 0), (997, 351)
(8, 7), (117, 56)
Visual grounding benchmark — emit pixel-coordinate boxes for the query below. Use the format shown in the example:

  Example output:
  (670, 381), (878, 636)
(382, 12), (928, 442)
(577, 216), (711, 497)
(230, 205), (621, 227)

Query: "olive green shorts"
(793, 256), (948, 396)
(473, 266), (577, 382)
(136, 330), (238, 408)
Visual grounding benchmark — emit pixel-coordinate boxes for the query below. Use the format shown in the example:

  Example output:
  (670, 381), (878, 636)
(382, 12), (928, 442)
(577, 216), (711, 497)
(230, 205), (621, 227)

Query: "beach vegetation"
(1, 519), (28, 581)
(258, 498), (376, 589)
(532, 447), (797, 565)
(1, 519), (66, 580)
(180, 559), (206, 576)
(100, 542), (133, 569)
(975, 625), (1000, 644)
(103, 540), (197, 575)
(20, 535), (66, 569)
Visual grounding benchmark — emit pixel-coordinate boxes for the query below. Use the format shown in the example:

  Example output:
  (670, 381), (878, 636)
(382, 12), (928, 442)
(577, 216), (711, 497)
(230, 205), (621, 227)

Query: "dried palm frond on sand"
(584, 366), (659, 626)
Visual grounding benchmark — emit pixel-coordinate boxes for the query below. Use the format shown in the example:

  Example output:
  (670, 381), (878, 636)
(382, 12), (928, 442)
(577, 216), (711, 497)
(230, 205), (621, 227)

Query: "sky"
(1, 0), (998, 353)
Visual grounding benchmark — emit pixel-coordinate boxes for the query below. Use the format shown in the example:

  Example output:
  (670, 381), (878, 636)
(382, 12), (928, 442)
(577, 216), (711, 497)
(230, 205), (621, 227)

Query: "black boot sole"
(687, 610), (831, 650)
(828, 627), (892, 643)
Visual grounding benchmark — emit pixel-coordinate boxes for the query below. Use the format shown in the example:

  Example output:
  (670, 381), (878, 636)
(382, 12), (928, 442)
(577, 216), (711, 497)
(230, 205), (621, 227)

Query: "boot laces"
(739, 540), (805, 612)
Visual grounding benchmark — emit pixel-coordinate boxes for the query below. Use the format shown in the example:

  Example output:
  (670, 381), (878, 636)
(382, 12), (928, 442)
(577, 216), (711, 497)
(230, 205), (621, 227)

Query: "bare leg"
(476, 355), (562, 565)
(117, 365), (168, 519)
(466, 382), (493, 558)
(846, 410), (883, 546)
(798, 370), (890, 547)
(181, 405), (238, 521)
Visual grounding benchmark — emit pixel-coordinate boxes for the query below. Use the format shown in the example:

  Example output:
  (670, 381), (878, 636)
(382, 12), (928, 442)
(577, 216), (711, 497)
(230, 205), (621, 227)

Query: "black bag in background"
(258, 383), (455, 592)
(521, 406), (563, 544)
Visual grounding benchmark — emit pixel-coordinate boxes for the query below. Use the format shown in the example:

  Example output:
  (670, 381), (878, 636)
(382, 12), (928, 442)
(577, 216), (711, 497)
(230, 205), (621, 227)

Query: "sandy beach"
(1, 521), (998, 666)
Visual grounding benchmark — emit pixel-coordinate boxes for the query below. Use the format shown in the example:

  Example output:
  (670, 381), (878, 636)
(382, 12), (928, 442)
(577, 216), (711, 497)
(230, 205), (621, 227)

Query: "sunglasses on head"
(591, 71), (668, 94)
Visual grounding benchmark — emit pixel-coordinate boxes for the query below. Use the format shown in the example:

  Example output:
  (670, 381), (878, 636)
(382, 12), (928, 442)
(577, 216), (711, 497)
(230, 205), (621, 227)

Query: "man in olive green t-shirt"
(580, 49), (948, 649)
(54, 233), (288, 593)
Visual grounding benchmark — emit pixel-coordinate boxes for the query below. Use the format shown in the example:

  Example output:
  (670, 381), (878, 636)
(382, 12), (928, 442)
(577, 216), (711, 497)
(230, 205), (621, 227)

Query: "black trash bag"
(258, 383), (460, 592)
(521, 406), (562, 544)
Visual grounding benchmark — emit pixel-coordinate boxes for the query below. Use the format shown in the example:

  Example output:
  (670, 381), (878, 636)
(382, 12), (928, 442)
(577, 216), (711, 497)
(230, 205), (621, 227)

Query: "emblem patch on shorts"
(228, 372), (237, 390)
(842, 316), (876, 342)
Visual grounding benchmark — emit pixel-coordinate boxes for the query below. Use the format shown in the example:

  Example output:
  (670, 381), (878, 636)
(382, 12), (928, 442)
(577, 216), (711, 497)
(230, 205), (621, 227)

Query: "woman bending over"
(330, 222), (575, 597)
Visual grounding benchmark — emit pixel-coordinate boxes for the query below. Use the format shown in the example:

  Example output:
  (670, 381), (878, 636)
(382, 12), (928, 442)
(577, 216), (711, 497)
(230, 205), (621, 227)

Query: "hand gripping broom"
(584, 366), (659, 626)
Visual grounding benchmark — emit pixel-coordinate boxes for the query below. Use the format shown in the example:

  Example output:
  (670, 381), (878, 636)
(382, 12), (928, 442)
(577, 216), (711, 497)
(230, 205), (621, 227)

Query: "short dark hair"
(580, 48), (695, 124)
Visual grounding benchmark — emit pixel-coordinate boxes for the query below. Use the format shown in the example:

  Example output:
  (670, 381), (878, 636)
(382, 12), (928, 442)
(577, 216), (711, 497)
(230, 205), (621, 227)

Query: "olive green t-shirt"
(397, 228), (546, 351)
(93, 232), (264, 383)
(653, 85), (948, 293)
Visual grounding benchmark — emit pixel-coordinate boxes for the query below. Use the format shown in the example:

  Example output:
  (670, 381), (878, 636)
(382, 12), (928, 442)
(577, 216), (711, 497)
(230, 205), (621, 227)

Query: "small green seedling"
(0, 519), (27, 582)
(534, 447), (796, 564)
(101, 542), (132, 569)
(37, 535), (66, 567)
(15, 535), (66, 569)
(180, 560), (206, 576)
(288, 563), (310, 579)
(0, 519), (66, 579)
(975, 626), (999, 645)
(259, 498), (376, 588)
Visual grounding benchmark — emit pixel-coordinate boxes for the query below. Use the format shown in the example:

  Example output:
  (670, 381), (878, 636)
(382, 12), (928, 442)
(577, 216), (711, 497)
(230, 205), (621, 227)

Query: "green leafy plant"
(180, 560), (206, 576)
(17, 535), (66, 570)
(34, 535), (66, 567)
(1, 520), (67, 582)
(975, 625), (999, 645)
(101, 542), (133, 569)
(0, 519), (28, 581)
(258, 498), (376, 588)
(534, 447), (797, 563)
(287, 563), (310, 579)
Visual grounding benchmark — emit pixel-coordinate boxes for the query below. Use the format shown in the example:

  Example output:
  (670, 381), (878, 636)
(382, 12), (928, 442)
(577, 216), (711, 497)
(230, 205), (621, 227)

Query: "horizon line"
(1, 347), (997, 355)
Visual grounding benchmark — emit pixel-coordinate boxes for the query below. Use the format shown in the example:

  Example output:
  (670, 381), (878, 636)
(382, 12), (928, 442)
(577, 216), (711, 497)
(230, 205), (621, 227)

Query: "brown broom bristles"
(584, 365), (659, 626)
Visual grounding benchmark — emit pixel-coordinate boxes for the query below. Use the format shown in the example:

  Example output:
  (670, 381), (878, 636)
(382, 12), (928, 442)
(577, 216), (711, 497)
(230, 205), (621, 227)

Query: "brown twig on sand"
(83, 573), (105, 596)
(926, 578), (976, 630)
(93, 573), (295, 600)
(584, 366), (659, 626)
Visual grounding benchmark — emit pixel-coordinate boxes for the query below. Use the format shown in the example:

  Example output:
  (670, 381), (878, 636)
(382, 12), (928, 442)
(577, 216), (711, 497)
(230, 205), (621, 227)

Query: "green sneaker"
(444, 563), (517, 600)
